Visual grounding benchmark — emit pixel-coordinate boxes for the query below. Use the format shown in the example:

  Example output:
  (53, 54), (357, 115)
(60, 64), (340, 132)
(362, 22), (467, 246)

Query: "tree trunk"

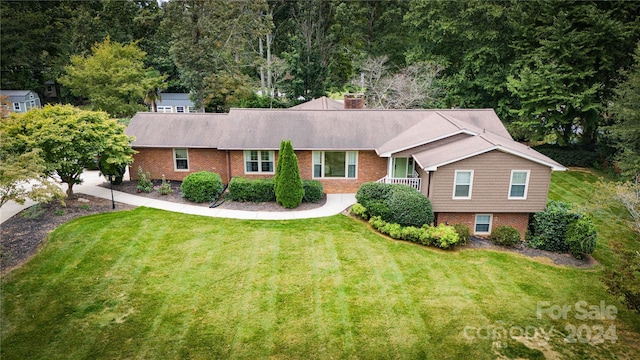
(66, 182), (74, 197)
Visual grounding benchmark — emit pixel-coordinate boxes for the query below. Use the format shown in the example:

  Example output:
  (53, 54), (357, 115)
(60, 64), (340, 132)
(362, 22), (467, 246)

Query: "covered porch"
(377, 157), (422, 191)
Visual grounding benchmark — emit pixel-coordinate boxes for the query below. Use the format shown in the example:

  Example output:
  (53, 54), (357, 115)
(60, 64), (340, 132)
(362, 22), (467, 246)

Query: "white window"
(185, 106), (191, 113)
(176, 106), (185, 113)
(174, 148), (189, 171)
(509, 170), (530, 199)
(313, 151), (357, 178)
(157, 106), (172, 113)
(475, 214), (492, 234)
(13, 102), (20, 111)
(453, 170), (473, 199)
(244, 150), (274, 173)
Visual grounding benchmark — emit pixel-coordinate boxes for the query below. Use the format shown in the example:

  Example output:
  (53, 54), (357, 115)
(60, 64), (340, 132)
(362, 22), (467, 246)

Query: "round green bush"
(490, 225), (522, 247)
(355, 182), (395, 208)
(180, 171), (224, 203)
(385, 186), (434, 227)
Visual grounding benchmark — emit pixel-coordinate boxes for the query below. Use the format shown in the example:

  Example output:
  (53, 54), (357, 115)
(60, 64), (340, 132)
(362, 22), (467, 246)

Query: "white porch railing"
(377, 176), (422, 191)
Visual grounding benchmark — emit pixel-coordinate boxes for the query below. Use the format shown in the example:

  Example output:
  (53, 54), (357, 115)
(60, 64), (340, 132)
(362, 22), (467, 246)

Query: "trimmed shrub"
(350, 203), (368, 220)
(383, 222), (403, 239)
(527, 201), (579, 253)
(227, 177), (275, 202)
(355, 182), (434, 227)
(401, 226), (425, 243)
(385, 186), (434, 227)
(274, 140), (304, 208)
(565, 216), (597, 259)
(490, 225), (522, 247)
(180, 171), (224, 203)
(369, 216), (386, 231)
(365, 199), (391, 220)
(356, 182), (395, 205)
(302, 180), (323, 203)
(425, 224), (460, 249)
(453, 223), (471, 246)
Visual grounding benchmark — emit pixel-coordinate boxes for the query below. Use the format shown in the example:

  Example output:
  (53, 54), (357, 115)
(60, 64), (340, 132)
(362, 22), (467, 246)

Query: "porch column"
(387, 157), (393, 178)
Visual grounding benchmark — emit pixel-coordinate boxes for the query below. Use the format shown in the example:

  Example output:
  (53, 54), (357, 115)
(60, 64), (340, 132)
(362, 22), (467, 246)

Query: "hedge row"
(366, 215), (464, 249)
(533, 145), (601, 168)
(226, 177), (323, 203)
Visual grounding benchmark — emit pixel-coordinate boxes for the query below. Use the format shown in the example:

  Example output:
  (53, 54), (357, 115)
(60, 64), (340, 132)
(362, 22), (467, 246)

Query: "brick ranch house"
(125, 97), (565, 238)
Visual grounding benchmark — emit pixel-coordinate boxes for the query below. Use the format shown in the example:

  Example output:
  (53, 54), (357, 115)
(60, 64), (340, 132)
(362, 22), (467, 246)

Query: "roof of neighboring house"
(290, 96), (344, 110)
(157, 93), (194, 107)
(0, 90), (38, 100)
(126, 105), (566, 171)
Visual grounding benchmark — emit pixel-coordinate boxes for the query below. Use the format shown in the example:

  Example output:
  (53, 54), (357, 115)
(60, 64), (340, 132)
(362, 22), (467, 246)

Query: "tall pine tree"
(274, 140), (304, 209)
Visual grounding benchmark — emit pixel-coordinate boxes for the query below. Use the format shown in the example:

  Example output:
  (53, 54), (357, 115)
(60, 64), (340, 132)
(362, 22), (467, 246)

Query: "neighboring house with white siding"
(0, 90), (41, 113)
(155, 93), (195, 113)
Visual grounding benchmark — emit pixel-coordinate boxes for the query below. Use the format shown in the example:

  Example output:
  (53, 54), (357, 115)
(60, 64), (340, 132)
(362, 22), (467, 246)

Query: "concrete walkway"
(1, 170), (357, 223)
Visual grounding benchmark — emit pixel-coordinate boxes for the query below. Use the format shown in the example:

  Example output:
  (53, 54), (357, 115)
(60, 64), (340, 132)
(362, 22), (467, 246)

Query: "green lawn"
(2, 170), (640, 359)
(548, 169), (640, 268)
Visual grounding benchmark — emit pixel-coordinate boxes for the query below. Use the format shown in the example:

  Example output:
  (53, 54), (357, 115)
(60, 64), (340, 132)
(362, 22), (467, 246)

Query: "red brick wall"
(436, 212), (530, 239)
(131, 148), (388, 193)
(130, 148), (228, 181)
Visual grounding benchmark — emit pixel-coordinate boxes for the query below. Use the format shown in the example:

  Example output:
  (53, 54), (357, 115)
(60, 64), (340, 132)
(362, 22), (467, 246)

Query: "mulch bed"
(106, 180), (327, 212)
(1, 195), (135, 275)
(465, 236), (598, 268)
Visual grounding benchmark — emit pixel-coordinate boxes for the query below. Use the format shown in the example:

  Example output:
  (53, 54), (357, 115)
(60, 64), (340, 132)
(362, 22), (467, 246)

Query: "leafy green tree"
(0, 149), (65, 208)
(59, 37), (165, 118)
(274, 140), (303, 208)
(163, 0), (271, 110)
(3, 105), (135, 197)
(508, 1), (640, 147)
(203, 70), (254, 113)
(0, 0), (75, 93)
(405, 1), (515, 117)
(605, 42), (640, 178)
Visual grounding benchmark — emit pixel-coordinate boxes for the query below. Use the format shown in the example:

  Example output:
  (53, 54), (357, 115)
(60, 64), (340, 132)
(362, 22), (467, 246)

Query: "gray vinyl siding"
(428, 150), (551, 213)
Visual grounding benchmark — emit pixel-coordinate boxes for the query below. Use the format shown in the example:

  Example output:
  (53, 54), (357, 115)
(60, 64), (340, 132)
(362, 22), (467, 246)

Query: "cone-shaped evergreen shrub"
(274, 140), (304, 208)
(273, 140), (286, 196)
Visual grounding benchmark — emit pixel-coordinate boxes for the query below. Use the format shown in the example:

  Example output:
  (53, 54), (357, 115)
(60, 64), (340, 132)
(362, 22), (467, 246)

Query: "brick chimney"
(344, 94), (365, 109)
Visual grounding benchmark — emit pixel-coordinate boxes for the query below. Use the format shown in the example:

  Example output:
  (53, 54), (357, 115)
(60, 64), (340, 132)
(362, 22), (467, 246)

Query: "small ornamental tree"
(274, 140), (304, 208)
(2, 105), (135, 197)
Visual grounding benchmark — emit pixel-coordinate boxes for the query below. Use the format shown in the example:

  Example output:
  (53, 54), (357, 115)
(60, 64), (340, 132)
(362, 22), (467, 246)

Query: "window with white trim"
(509, 170), (530, 199)
(13, 102), (20, 111)
(244, 150), (274, 173)
(453, 170), (473, 199)
(176, 106), (185, 113)
(313, 151), (357, 178)
(174, 148), (189, 170)
(475, 214), (492, 234)
(157, 106), (172, 113)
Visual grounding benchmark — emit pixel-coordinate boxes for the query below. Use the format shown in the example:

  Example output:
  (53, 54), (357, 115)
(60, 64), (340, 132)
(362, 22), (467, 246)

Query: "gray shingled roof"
(126, 112), (227, 148)
(126, 106), (566, 171)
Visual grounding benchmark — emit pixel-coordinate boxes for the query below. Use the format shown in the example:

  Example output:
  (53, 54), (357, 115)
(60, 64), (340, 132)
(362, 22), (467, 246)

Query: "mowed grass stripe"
(3, 206), (640, 359)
